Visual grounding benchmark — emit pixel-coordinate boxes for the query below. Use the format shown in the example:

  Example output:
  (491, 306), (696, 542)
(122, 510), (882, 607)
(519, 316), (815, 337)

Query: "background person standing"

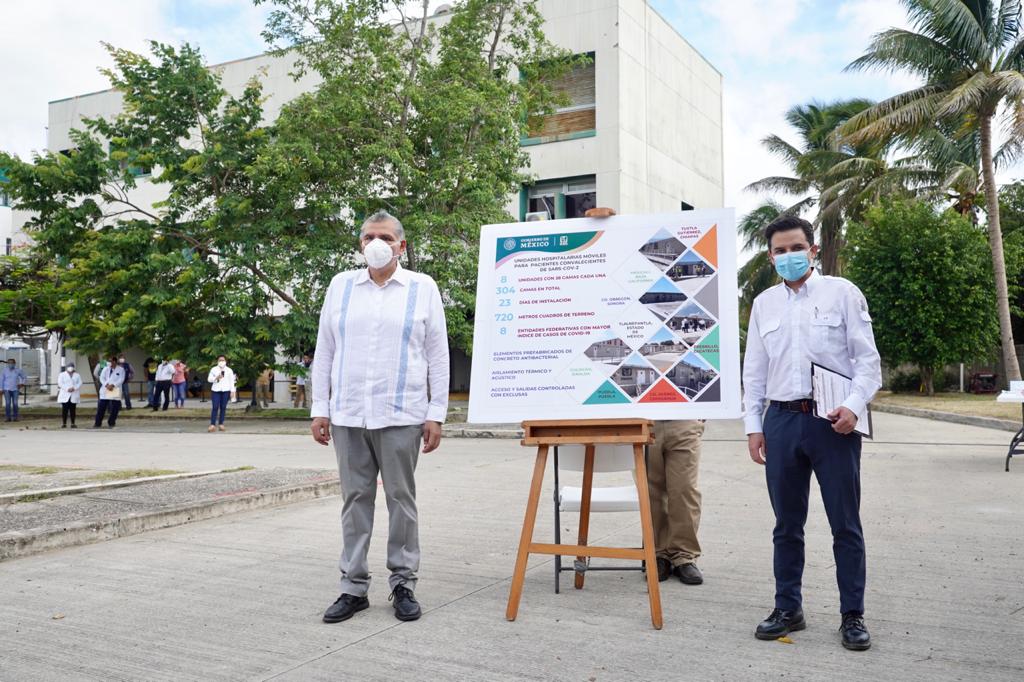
(207, 355), (235, 432)
(172, 359), (189, 408)
(2, 358), (27, 422)
(119, 353), (135, 410)
(143, 356), (158, 407)
(153, 358), (174, 411)
(94, 355), (125, 428)
(58, 363), (83, 428)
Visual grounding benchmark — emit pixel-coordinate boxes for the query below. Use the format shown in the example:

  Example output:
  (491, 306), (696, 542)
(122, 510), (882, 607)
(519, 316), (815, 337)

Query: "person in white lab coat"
(94, 355), (126, 428)
(57, 364), (83, 428)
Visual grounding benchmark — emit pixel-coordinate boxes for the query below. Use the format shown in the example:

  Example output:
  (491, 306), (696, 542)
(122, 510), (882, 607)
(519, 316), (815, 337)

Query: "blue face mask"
(773, 251), (811, 281)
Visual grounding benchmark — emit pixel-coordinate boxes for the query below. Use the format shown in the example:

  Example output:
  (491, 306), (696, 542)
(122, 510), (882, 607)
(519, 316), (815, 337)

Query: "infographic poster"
(468, 210), (741, 423)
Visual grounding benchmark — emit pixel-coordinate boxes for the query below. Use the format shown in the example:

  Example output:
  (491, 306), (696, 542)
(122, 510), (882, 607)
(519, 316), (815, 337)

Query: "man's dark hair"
(764, 215), (815, 249)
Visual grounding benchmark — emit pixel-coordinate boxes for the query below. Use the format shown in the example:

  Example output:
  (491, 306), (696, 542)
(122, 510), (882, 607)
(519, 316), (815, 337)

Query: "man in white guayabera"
(310, 210), (449, 624)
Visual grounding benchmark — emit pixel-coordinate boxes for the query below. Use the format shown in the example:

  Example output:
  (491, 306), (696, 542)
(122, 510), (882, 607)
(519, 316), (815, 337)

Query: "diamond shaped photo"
(663, 351), (717, 399)
(638, 276), (688, 321)
(582, 334), (632, 375)
(665, 249), (716, 296)
(610, 352), (659, 398)
(638, 228), (686, 271)
(637, 326), (689, 373)
(666, 300), (717, 346)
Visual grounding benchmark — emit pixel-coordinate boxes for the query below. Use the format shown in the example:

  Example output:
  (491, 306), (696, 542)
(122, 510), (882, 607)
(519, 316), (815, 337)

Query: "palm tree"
(840, 0), (1024, 382)
(747, 99), (882, 276)
(737, 200), (785, 318)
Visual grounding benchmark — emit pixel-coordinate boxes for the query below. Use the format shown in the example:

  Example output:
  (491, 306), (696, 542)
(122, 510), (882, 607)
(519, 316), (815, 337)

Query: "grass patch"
(88, 469), (183, 482)
(0, 464), (64, 475)
(14, 493), (52, 503)
(874, 391), (1022, 420)
(221, 466), (255, 473)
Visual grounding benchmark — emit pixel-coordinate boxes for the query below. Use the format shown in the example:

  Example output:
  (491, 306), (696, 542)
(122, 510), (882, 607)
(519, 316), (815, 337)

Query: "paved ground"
(0, 413), (1022, 680)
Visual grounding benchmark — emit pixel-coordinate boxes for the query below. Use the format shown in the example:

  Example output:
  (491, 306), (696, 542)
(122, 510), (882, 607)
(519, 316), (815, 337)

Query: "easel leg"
(634, 444), (663, 630)
(574, 445), (595, 590)
(506, 445), (549, 621)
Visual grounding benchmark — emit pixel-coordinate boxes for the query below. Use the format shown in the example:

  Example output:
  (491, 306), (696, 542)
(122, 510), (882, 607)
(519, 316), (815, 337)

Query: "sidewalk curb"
(871, 403), (1019, 433)
(443, 427), (522, 439)
(0, 478), (340, 563)
(0, 469), (229, 506)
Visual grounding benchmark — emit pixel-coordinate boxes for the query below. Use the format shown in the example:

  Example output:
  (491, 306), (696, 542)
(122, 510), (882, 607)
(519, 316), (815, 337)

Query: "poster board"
(468, 210), (741, 422)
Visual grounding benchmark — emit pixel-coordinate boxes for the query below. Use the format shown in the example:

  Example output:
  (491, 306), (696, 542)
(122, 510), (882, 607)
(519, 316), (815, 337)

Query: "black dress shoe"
(755, 608), (806, 640)
(656, 557), (672, 582)
(389, 584), (421, 621)
(674, 562), (703, 585)
(322, 593), (369, 623)
(840, 612), (871, 651)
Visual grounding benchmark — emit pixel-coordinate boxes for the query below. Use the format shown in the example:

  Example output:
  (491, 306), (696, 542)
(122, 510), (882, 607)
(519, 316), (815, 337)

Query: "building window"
(0, 191), (9, 208)
(523, 54), (596, 146)
(522, 176), (596, 221)
(109, 142), (152, 178)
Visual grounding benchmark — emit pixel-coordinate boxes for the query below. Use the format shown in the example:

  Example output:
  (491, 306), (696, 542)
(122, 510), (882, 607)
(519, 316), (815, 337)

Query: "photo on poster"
(638, 326), (689, 372)
(611, 353), (659, 398)
(666, 300), (717, 346)
(638, 229), (686, 270)
(664, 351), (717, 399)
(638, 277), (688, 321)
(666, 249), (716, 296)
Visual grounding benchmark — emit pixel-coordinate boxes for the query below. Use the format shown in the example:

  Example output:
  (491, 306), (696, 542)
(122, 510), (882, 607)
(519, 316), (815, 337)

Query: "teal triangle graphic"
(583, 380), (632, 405)
(694, 326), (720, 371)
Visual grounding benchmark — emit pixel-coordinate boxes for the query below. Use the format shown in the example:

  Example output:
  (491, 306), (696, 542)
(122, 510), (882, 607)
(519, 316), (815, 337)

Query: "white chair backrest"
(557, 444), (637, 473)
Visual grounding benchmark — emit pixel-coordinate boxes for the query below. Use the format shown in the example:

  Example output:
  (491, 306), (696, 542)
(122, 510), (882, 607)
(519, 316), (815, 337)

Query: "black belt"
(771, 399), (816, 413)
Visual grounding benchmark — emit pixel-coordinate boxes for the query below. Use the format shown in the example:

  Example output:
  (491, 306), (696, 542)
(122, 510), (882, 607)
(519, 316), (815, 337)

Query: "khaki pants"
(293, 384), (306, 408)
(255, 382), (270, 407)
(646, 420), (704, 566)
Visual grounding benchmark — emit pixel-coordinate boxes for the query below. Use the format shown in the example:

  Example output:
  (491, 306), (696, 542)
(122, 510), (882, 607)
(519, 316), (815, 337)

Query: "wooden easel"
(505, 418), (662, 629)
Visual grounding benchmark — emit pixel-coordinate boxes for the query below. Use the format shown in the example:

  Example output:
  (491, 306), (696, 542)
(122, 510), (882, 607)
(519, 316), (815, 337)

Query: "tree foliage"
(0, 0), (566, 379)
(259, 0), (573, 351)
(841, 0), (1024, 382)
(846, 199), (999, 394)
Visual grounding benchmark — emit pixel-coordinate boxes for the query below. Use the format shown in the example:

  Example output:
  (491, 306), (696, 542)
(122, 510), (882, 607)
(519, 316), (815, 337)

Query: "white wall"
(616, 0), (724, 213)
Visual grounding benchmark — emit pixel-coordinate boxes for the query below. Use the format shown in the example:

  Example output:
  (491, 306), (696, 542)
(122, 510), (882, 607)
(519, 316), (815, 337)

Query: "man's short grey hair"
(360, 210), (405, 240)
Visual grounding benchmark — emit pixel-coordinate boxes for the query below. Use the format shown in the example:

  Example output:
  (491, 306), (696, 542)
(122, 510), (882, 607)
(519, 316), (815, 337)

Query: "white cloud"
(0, 0), (269, 161)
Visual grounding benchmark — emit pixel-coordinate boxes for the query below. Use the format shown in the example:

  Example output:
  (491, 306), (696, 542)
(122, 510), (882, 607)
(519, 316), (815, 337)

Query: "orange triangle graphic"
(638, 378), (688, 403)
(692, 224), (718, 269)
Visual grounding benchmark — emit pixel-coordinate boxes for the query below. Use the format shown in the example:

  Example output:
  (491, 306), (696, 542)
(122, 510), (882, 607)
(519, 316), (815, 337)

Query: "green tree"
(846, 199), (998, 395)
(0, 43), (310, 384)
(747, 99), (885, 276)
(737, 200), (783, 321)
(841, 0), (1024, 383)
(0, 254), (61, 341)
(258, 0), (572, 351)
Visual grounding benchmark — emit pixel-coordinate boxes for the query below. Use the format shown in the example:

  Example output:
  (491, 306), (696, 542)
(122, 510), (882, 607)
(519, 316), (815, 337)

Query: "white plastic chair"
(553, 443), (646, 593)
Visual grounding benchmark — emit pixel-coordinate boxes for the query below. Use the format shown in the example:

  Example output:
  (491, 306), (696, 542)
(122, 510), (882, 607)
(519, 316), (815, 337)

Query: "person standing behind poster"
(584, 206), (709, 587)
(310, 210), (449, 625)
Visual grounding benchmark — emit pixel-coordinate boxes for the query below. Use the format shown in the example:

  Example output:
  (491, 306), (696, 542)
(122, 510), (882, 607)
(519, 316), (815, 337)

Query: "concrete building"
(15, 0), (723, 395)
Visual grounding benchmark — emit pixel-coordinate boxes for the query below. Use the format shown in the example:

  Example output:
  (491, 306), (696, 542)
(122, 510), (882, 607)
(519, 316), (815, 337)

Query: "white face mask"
(217, 360), (227, 368)
(363, 238), (396, 269)
(67, 367), (75, 373)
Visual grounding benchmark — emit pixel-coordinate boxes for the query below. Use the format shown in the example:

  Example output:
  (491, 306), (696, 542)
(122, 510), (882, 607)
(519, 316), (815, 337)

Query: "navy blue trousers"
(763, 403), (865, 615)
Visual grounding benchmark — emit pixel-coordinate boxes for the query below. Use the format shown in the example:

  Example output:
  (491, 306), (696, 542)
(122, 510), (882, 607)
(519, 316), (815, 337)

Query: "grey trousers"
(332, 424), (422, 596)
